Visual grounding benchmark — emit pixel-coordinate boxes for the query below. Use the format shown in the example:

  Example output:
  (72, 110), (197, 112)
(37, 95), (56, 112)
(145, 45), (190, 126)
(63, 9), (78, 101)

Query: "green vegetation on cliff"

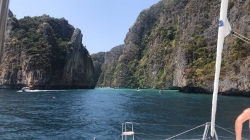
(1, 11), (95, 89)
(109, 0), (250, 94)
(92, 45), (124, 87)
(5, 14), (74, 73)
(113, 0), (182, 89)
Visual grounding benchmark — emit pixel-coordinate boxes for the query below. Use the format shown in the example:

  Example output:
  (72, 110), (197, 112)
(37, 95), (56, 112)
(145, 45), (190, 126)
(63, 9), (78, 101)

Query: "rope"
(232, 34), (250, 45)
(132, 122), (200, 127)
(215, 125), (235, 135)
(215, 125), (248, 140)
(135, 132), (203, 137)
(165, 123), (206, 140)
(233, 31), (250, 41)
(219, 127), (250, 132)
(231, 31), (250, 45)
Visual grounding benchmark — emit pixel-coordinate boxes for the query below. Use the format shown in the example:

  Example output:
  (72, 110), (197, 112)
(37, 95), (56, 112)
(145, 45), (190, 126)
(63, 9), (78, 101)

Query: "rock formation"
(92, 44), (124, 87)
(0, 11), (95, 89)
(103, 0), (250, 95)
(91, 51), (105, 85)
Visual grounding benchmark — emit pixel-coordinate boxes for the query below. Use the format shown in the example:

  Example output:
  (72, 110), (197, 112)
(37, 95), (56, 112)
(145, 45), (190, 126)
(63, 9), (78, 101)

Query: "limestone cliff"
(111, 0), (250, 95)
(91, 44), (124, 87)
(91, 51), (105, 85)
(98, 44), (124, 87)
(0, 11), (95, 89)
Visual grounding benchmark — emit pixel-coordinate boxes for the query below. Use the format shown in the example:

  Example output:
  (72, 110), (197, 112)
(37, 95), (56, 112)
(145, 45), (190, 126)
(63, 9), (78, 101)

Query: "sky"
(9, 0), (160, 54)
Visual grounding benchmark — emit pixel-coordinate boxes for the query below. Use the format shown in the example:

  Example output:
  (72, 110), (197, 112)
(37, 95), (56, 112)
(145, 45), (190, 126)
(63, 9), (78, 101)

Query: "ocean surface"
(0, 88), (250, 140)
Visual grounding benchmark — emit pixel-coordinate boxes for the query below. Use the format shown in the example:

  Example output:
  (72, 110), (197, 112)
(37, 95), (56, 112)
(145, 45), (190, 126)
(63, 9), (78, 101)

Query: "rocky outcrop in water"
(0, 11), (95, 89)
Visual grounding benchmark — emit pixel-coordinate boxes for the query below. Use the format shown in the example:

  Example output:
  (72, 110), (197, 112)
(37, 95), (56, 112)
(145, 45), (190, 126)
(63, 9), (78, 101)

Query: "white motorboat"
(21, 87), (30, 92)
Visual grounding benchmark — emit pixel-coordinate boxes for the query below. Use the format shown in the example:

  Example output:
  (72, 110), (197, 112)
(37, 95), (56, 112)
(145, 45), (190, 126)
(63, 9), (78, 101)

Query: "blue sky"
(9, 0), (160, 54)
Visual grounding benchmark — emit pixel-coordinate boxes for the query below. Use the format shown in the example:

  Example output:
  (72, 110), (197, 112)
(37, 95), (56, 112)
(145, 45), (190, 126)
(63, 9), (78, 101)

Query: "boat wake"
(17, 89), (66, 92)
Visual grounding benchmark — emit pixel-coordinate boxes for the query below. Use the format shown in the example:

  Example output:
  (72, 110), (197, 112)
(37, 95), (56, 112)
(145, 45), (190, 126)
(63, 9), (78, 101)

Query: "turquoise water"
(0, 88), (249, 140)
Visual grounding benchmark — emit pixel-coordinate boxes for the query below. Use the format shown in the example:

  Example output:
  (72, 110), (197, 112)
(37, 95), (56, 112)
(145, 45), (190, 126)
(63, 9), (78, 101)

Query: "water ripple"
(0, 89), (249, 139)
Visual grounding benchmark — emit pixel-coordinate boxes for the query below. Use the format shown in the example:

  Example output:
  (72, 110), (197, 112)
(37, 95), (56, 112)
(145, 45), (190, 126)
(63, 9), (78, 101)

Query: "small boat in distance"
(21, 87), (30, 92)
(159, 89), (163, 94)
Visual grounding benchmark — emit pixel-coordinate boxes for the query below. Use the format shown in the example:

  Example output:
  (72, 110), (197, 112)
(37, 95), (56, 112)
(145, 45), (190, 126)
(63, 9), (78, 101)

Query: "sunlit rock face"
(92, 44), (124, 87)
(111, 0), (250, 95)
(0, 11), (95, 89)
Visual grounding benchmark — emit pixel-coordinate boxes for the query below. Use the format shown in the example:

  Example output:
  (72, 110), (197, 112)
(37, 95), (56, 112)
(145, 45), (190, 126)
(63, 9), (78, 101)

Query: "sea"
(0, 88), (250, 140)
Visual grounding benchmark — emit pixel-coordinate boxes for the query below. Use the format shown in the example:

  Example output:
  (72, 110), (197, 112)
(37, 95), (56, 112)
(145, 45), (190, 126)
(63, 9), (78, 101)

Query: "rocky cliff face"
(110, 0), (250, 95)
(0, 11), (95, 89)
(98, 44), (124, 87)
(91, 44), (124, 87)
(91, 51), (105, 85)
(60, 29), (95, 89)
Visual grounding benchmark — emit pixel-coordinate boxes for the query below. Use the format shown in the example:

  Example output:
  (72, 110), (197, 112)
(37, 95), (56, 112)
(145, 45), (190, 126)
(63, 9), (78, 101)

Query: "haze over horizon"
(9, 0), (160, 54)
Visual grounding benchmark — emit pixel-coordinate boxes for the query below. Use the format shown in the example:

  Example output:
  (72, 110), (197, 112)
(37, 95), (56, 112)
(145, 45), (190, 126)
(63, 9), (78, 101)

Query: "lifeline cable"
(231, 31), (250, 45)
(165, 123), (207, 140)
(216, 125), (248, 140)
